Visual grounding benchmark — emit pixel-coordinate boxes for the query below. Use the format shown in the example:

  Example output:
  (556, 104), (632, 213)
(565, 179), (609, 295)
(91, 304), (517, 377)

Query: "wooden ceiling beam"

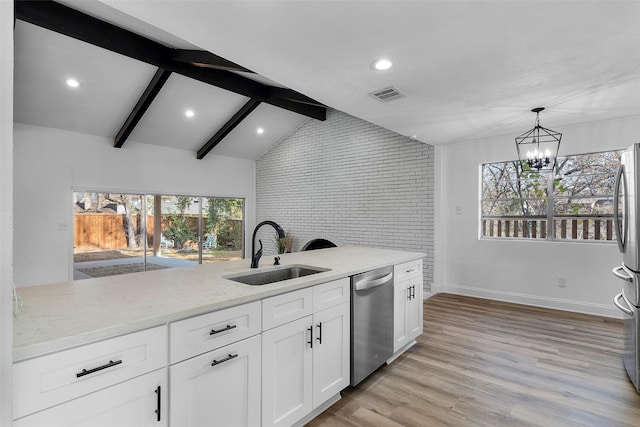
(197, 99), (262, 159)
(172, 49), (253, 73)
(114, 68), (172, 148)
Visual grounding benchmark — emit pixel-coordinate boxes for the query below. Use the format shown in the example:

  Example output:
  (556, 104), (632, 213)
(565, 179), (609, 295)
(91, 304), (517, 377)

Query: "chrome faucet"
(251, 221), (286, 268)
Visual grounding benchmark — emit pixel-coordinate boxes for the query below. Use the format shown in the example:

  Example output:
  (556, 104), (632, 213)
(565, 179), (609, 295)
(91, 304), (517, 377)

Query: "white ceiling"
(15, 1), (640, 159)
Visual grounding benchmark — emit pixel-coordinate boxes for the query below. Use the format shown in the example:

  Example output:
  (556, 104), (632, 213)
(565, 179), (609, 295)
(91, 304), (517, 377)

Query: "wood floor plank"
(306, 293), (640, 427)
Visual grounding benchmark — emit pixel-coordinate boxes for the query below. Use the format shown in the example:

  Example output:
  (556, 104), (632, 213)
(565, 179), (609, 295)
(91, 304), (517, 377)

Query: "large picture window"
(73, 193), (244, 279)
(481, 149), (623, 241)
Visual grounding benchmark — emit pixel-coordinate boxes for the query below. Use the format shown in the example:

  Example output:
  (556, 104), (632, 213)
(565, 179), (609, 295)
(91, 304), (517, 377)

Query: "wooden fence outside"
(74, 214), (157, 250)
(482, 215), (615, 241)
(74, 213), (241, 250)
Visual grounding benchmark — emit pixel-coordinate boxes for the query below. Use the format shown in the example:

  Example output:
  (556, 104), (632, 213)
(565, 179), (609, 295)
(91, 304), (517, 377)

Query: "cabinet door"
(408, 277), (424, 340)
(393, 279), (411, 353)
(262, 316), (313, 427)
(312, 302), (350, 408)
(170, 334), (261, 427)
(13, 369), (167, 427)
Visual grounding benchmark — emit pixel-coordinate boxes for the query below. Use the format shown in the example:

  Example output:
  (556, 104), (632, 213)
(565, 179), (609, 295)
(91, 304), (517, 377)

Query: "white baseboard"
(439, 283), (622, 319)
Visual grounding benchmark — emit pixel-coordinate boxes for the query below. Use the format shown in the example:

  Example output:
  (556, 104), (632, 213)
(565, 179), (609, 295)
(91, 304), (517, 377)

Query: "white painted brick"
(256, 110), (434, 291)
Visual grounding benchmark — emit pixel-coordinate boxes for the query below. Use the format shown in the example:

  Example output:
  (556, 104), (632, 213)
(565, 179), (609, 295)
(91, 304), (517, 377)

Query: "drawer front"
(313, 278), (350, 312)
(169, 301), (261, 364)
(394, 259), (423, 282)
(13, 325), (167, 419)
(262, 287), (313, 331)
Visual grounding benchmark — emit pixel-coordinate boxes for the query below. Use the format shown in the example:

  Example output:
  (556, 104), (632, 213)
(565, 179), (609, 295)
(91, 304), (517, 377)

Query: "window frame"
(480, 149), (623, 243)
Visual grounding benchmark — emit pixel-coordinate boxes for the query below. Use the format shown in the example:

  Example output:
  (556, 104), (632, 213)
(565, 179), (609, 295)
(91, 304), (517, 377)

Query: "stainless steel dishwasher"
(350, 265), (394, 386)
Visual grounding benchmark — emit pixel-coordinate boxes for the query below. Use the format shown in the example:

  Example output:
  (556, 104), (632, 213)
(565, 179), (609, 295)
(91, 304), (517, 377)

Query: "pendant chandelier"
(515, 107), (562, 172)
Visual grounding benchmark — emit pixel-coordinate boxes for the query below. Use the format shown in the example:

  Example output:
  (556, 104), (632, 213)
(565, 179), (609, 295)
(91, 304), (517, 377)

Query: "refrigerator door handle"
(614, 164), (627, 253)
(612, 265), (634, 282)
(614, 292), (634, 316)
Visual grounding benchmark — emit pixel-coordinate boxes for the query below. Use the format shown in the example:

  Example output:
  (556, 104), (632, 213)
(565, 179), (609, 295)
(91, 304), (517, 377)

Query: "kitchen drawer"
(262, 287), (313, 331)
(313, 278), (350, 312)
(394, 259), (422, 282)
(13, 325), (167, 419)
(169, 301), (261, 364)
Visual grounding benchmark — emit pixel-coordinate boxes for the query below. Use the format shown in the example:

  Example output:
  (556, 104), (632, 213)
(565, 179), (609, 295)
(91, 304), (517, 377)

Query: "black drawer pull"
(76, 359), (122, 378)
(210, 324), (237, 335)
(155, 386), (161, 422)
(307, 326), (313, 348)
(317, 322), (323, 344)
(211, 353), (238, 366)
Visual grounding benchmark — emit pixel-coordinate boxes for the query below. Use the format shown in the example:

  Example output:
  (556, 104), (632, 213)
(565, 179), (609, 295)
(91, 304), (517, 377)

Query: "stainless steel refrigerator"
(612, 143), (640, 392)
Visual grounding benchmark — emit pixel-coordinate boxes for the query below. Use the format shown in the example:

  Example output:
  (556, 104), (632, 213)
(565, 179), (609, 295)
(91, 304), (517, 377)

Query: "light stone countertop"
(13, 246), (424, 361)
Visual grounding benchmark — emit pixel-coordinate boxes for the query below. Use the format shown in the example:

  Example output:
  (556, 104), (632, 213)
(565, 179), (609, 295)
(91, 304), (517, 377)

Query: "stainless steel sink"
(225, 265), (330, 285)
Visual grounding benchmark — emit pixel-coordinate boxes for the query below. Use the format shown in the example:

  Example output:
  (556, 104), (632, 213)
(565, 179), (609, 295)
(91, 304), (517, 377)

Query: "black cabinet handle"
(407, 286), (412, 300)
(317, 322), (323, 344)
(76, 359), (122, 378)
(307, 326), (313, 348)
(211, 353), (238, 366)
(154, 386), (161, 422)
(210, 324), (237, 335)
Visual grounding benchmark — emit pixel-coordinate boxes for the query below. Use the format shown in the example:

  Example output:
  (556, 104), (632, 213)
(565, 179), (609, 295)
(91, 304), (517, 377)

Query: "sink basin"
(225, 265), (330, 286)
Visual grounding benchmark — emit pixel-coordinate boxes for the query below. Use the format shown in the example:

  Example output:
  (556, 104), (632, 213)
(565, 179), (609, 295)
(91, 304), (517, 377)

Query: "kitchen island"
(13, 246), (424, 427)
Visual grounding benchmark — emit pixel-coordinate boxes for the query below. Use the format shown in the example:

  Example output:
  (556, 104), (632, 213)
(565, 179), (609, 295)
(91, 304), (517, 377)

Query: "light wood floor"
(307, 293), (640, 427)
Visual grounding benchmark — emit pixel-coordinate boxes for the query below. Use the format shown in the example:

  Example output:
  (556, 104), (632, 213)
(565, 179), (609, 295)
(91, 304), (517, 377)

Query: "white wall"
(0, 1), (13, 423)
(256, 110), (434, 291)
(436, 116), (640, 318)
(13, 123), (256, 287)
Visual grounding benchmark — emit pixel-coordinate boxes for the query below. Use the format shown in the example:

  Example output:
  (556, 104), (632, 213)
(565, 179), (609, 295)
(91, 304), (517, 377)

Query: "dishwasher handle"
(354, 272), (393, 291)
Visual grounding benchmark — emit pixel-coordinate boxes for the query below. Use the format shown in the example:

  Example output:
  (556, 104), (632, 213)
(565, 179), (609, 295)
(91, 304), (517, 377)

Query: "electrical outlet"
(558, 277), (567, 288)
(57, 222), (69, 231)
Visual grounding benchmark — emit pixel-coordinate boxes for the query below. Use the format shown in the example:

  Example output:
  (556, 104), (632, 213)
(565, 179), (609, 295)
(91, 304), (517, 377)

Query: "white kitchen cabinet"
(170, 334), (261, 427)
(262, 278), (350, 427)
(13, 368), (167, 427)
(312, 301), (350, 408)
(262, 315), (314, 427)
(393, 260), (424, 356)
(13, 325), (167, 420)
(169, 300), (261, 364)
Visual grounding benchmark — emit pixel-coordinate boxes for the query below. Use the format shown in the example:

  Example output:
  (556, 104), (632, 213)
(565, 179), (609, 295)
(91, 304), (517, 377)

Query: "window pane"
(553, 173), (617, 198)
(482, 176), (548, 200)
(201, 197), (245, 264)
(482, 199), (547, 217)
(73, 192), (148, 280)
(554, 197), (614, 216)
(156, 195), (200, 266)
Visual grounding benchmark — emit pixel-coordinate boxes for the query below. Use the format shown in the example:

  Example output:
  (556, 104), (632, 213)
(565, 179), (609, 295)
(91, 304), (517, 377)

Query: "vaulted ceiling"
(13, 0), (326, 161)
(14, 1), (640, 160)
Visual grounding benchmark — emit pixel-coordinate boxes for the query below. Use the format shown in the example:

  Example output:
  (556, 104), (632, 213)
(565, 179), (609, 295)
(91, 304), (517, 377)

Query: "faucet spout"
(251, 221), (286, 268)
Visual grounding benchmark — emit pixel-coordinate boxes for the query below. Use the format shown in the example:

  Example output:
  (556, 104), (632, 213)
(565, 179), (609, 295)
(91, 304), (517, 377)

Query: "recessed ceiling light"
(65, 78), (80, 88)
(256, 127), (264, 135)
(371, 59), (393, 71)
(185, 109), (195, 118)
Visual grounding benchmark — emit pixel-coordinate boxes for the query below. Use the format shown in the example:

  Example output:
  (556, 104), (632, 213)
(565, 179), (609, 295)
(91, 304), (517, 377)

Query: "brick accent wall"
(256, 109), (434, 292)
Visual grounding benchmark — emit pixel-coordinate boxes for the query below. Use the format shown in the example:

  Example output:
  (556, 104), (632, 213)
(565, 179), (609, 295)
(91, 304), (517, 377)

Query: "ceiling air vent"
(369, 86), (406, 102)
